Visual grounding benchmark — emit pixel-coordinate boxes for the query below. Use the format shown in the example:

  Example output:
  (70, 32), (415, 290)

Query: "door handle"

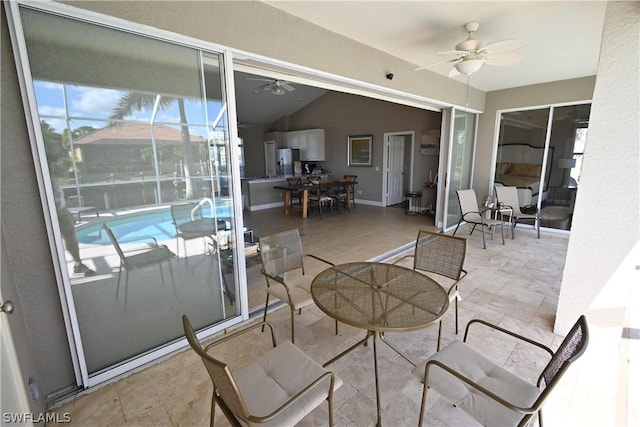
(1, 300), (14, 314)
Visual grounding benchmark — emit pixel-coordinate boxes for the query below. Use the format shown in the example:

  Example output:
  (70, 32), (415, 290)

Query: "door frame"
(382, 131), (415, 206)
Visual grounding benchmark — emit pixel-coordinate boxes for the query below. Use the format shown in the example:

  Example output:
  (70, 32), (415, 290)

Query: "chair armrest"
(424, 359), (539, 414)
(445, 268), (468, 298)
(259, 269), (293, 292)
(464, 319), (554, 357)
(305, 253), (335, 266)
(117, 235), (159, 246)
(204, 321), (276, 352)
(247, 371), (337, 424)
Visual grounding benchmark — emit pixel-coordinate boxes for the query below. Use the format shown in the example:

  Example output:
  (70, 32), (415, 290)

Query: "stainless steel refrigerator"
(277, 148), (292, 175)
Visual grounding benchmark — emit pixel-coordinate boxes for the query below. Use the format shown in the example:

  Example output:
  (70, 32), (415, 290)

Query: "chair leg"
(167, 260), (177, 296)
(481, 226), (487, 249)
(455, 291), (459, 335)
(261, 292), (270, 332)
(124, 271), (130, 310)
(453, 220), (462, 236)
(290, 306), (296, 344)
(437, 321), (443, 351)
(210, 394), (216, 427)
(418, 368), (431, 427)
(115, 265), (123, 298)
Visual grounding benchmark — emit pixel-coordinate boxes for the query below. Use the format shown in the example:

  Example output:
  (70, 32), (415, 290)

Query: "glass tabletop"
(311, 262), (449, 332)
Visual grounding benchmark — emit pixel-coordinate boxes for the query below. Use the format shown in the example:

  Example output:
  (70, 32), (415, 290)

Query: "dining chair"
(413, 315), (589, 427)
(453, 189), (505, 249)
(393, 230), (467, 350)
(343, 175), (357, 206)
(103, 223), (176, 309)
(495, 185), (541, 238)
(182, 315), (342, 427)
(258, 229), (337, 343)
(329, 178), (351, 213)
(308, 181), (334, 218)
(286, 176), (303, 208)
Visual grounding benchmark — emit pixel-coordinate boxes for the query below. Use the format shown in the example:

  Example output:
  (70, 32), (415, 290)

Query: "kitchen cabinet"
(285, 129), (325, 161)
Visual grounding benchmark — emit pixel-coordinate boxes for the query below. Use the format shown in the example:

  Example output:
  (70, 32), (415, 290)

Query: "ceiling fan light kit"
(416, 21), (527, 78)
(247, 77), (296, 96)
(455, 58), (484, 75)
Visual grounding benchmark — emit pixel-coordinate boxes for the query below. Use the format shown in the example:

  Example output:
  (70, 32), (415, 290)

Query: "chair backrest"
(540, 315), (589, 388)
(413, 230), (467, 281)
(182, 315), (250, 421)
(103, 224), (127, 262)
(286, 177), (302, 185)
(259, 229), (305, 277)
(494, 186), (523, 215)
(171, 201), (202, 228)
(456, 189), (483, 223)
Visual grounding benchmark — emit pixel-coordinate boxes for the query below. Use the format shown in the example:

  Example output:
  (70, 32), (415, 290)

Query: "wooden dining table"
(273, 179), (356, 218)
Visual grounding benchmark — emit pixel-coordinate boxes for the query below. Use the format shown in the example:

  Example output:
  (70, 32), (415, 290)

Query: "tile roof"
(74, 123), (206, 145)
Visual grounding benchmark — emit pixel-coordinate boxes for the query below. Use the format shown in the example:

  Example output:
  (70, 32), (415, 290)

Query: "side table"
(405, 191), (422, 215)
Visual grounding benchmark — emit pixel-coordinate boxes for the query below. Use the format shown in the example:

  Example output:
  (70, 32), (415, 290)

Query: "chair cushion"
(234, 341), (342, 426)
(413, 340), (541, 426)
(266, 278), (314, 310)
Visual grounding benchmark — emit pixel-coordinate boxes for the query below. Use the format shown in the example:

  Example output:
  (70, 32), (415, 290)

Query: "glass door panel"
(543, 104), (591, 230)
(20, 7), (240, 379)
(444, 110), (477, 230)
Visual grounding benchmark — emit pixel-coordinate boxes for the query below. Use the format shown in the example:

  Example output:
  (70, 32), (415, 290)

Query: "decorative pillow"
(497, 162), (511, 176)
(509, 163), (541, 177)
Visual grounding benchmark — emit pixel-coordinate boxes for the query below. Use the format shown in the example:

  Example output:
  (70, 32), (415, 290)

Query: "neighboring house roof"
(74, 123), (205, 146)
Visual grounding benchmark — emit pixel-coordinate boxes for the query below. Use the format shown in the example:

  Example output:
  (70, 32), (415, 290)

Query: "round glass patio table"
(311, 262), (449, 426)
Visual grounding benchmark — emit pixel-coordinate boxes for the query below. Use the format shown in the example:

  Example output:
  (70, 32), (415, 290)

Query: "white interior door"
(386, 135), (405, 205)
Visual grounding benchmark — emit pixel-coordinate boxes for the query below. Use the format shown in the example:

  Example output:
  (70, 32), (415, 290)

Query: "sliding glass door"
(443, 109), (477, 230)
(495, 104), (590, 231)
(16, 5), (243, 385)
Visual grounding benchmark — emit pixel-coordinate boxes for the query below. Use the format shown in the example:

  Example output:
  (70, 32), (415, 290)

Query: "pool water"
(76, 202), (233, 245)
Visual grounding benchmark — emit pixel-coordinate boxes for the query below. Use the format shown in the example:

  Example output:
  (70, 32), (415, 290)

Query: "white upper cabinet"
(285, 129), (325, 161)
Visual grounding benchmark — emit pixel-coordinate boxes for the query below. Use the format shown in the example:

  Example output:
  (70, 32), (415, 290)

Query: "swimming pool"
(76, 201), (234, 245)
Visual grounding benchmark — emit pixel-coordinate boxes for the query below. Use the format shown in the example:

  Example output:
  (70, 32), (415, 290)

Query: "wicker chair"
(453, 189), (505, 249)
(182, 315), (342, 427)
(495, 185), (541, 238)
(258, 229), (336, 343)
(414, 315), (589, 427)
(393, 230), (467, 350)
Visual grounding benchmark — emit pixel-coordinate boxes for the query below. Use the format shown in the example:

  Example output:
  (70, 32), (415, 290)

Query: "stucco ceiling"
(264, 1), (607, 92)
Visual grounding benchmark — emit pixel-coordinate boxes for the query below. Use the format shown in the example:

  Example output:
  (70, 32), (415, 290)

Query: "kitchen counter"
(243, 175), (330, 211)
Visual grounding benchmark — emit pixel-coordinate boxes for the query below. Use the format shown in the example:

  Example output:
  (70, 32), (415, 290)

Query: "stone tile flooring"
(48, 204), (633, 426)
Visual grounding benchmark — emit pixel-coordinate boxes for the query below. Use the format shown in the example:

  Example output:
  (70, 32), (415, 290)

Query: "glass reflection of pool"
(76, 201), (233, 245)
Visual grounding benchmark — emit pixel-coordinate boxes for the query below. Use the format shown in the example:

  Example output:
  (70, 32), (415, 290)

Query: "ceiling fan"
(416, 22), (527, 77)
(247, 77), (296, 96)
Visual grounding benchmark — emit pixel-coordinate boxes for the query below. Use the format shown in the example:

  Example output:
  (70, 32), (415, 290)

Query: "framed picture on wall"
(348, 135), (372, 166)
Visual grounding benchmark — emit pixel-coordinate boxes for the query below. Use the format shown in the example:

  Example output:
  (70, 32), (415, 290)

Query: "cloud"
(71, 88), (123, 114)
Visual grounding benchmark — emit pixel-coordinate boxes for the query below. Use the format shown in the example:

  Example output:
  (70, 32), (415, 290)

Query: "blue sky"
(33, 80), (227, 140)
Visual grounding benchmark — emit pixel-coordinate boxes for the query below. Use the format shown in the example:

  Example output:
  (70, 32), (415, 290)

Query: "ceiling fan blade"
(246, 77), (275, 82)
(415, 57), (461, 71)
(480, 39), (528, 54)
(281, 82), (295, 91)
(484, 52), (525, 66)
(437, 49), (467, 56)
(261, 84), (274, 91)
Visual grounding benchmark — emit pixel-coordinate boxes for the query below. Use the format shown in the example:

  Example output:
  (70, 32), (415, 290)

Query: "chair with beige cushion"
(258, 229), (337, 343)
(182, 315), (342, 427)
(393, 230), (467, 350)
(453, 188), (505, 249)
(495, 185), (541, 238)
(413, 315), (589, 427)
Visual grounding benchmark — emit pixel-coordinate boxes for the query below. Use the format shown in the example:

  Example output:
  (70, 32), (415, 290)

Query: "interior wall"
(269, 91), (441, 204)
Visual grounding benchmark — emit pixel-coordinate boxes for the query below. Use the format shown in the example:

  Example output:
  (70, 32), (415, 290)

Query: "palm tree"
(110, 93), (196, 198)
